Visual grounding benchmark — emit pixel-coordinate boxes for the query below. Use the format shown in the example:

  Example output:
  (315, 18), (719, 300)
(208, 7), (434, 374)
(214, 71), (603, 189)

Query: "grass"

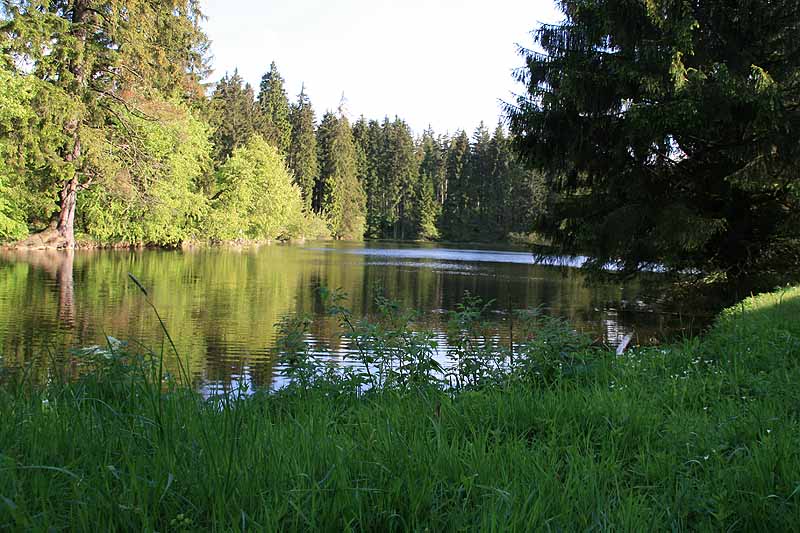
(1, 286), (799, 531)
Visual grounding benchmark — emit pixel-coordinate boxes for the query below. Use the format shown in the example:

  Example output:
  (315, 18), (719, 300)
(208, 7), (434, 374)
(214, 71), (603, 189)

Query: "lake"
(0, 242), (708, 390)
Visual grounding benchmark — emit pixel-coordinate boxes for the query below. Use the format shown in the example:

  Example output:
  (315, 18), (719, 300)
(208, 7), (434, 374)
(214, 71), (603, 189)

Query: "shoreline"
(1, 286), (798, 529)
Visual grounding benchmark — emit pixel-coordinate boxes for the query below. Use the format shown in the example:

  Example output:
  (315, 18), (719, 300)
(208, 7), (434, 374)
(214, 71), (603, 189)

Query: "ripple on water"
(0, 243), (707, 389)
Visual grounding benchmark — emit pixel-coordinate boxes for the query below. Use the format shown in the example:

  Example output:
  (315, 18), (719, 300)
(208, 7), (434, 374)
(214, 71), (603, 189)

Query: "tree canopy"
(209, 136), (305, 242)
(0, 2), (552, 248)
(316, 110), (366, 240)
(288, 85), (319, 211)
(257, 61), (292, 156)
(0, 0), (210, 247)
(508, 0), (800, 285)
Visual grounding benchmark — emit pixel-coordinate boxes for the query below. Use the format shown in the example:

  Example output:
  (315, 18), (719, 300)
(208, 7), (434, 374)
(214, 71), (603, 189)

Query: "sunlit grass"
(1, 286), (799, 530)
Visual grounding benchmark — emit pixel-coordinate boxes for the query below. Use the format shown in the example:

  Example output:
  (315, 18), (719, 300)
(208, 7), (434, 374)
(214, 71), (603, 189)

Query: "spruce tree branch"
(90, 87), (158, 122)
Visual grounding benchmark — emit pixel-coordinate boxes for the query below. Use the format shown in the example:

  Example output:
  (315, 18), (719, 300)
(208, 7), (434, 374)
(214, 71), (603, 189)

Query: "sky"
(200, 0), (562, 135)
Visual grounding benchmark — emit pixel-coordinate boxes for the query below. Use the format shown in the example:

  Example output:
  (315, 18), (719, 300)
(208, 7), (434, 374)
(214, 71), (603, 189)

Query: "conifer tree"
(466, 122), (492, 238)
(483, 123), (511, 238)
(440, 131), (470, 240)
(313, 113), (335, 214)
(509, 0), (800, 283)
(416, 128), (444, 239)
(209, 71), (257, 164)
(351, 117), (370, 216)
(385, 118), (418, 239)
(287, 84), (318, 211)
(508, 163), (540, 237)
(435, 134), (450, 206)
(369, 117), (392, 236)
(0, 0), (209, 247)
(316, 110), (366, 239)
(257, 61), (291, 155)
(352, 118), (384, 237)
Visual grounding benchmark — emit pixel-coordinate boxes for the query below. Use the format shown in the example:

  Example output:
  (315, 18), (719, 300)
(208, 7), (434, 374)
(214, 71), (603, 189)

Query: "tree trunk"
(57, 175), (78, 248)
(55, 0), (89, 249)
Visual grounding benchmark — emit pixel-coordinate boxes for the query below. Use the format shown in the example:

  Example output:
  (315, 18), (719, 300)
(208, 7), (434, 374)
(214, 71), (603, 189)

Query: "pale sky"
(201, 0), (562, 135)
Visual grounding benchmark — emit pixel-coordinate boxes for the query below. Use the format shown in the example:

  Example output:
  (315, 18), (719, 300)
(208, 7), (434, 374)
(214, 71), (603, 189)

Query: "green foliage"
(287, 85), (319, 211)
(0, 0), (212, 246)
(510, 310), (595, 385)
(415, 174), (440, 240)
(209, 71), (257, 164)
(353, 117), (529, 242)
(382, 118), (419, 239)
(78, 98), (212, 246)
(316, 287), (443, 391)
(0, 66), (78, 239)
(415, 128), (444, 240)
(509, 0), (800, 284)
(3, 286), (800, 529)
(438, 123), (536, 242)
(301, 211), (333, 240)
(444, 292), (505, 387)
(352, 117), (383, 237)
(440, 130), (470, 239)
(0, 70), (38, 240)
(0, 0), (537, 247)
(209, 136), (305, 241)
(257, 61), (292, 155)
(316, 111), (366, 240)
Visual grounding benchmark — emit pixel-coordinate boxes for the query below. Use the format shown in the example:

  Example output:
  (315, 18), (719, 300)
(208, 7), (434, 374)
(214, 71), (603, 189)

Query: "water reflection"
(0, 243), (705, 388)
(1, 249), (76, 327)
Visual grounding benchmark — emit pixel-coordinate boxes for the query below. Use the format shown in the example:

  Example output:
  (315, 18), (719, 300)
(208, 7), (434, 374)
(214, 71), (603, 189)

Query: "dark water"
(0, 242), (707, 389)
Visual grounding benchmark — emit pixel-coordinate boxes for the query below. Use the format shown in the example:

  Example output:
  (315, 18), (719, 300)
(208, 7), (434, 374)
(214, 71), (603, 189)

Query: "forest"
(2, 0), (797, 290)
(0, 3), (537, 249)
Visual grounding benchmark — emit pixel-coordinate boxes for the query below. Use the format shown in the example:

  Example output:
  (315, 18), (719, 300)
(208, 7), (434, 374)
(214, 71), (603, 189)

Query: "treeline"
(0, 2), (536, 247)
(0, 2), (331, 247)
(210, 64), (538, 242)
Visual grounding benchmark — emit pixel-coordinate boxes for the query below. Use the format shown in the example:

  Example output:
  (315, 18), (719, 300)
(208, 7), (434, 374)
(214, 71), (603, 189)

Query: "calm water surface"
(0, 242), (706, 390)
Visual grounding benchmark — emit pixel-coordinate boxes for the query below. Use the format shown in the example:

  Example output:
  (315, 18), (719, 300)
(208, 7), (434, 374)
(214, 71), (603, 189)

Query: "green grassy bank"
(1, 287), (799, 531)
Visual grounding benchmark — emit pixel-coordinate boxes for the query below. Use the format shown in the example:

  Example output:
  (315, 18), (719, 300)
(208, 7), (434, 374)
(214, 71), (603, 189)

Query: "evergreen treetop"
(257, 61), (292, 154)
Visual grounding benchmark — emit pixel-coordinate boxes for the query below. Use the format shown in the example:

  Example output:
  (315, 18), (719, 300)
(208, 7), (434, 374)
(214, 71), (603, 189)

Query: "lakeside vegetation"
(4, 245), (667, 386)
(1, 0), (797, 290)
(0, 3), (538, 249)
(0, 0), (798, 529)
(1, 285), (799, 530)
(507, 0), (800, 286)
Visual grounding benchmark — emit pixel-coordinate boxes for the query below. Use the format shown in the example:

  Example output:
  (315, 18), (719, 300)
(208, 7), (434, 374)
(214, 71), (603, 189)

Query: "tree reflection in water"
(2, 249), (75, 327)
(0, 244), (709, 388)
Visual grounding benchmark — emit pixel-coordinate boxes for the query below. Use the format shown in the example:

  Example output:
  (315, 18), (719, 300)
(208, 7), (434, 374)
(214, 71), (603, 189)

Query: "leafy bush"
(78, 98), (212, 246)
(208, 136), (306, 242)
(274, 288), (598, 394)
(301, 211), (333, 240)
(510, 310), (596, 384)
